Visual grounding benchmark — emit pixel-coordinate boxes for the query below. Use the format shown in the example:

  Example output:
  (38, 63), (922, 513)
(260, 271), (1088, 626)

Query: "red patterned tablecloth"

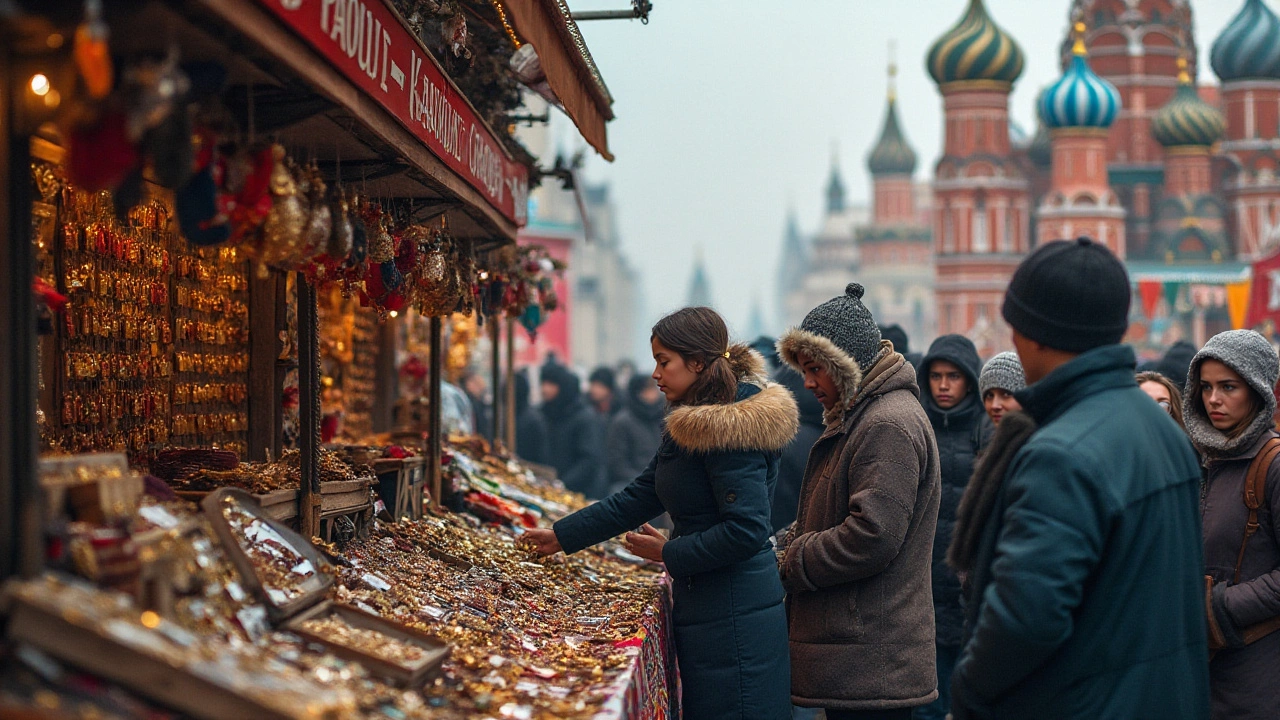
(594, 577), (678, 720)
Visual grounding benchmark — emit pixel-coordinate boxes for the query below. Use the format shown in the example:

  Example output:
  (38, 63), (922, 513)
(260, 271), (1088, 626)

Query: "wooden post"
(505, 317), (517, 451)
(297, 276), (321, 536)
(1, 59), (42, 580)
(372, 315), (398, 433)
(490, 317), (501, 444)
(248, 271), (280, 462)
(427, 316), (443, 508)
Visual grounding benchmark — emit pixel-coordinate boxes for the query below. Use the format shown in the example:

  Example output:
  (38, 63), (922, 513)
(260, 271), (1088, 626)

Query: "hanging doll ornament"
(259, 146), (307, 268)
(73, 0), (113, 99)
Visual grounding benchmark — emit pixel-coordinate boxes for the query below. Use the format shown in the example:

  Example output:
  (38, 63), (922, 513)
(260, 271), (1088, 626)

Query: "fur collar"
(776, 328), (864, 423)
(665, 382), (799, 453)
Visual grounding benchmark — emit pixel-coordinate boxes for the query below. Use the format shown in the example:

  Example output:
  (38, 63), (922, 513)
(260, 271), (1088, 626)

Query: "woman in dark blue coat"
(526, 307), (798, 720)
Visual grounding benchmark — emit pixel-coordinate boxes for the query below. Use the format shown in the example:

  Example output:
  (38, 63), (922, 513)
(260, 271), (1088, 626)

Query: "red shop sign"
(258, 0), (529, 226)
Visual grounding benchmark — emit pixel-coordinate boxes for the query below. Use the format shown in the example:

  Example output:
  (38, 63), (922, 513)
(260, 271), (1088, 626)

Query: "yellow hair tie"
(723, 350), (731, 359)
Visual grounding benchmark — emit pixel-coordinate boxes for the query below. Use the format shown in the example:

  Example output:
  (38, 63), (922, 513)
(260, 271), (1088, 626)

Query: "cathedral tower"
(1037, 23), (1126, 256)
(926, 0), (1030, 354)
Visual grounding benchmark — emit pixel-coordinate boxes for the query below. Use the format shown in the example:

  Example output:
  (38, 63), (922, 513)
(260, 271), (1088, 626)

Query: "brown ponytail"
(652, 307), (739, 406)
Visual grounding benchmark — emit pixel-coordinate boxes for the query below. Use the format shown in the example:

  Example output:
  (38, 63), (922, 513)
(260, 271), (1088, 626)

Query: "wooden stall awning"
(501, 0), (616, 161)
(171, 0), (530, 245)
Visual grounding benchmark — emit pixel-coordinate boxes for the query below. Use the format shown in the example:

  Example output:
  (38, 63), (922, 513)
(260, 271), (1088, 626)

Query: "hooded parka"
(553, 348), (799, 720)
(917, 334), (992, 648)
(776, 333), (942, 712)
(604, 376), (666, 496)
(1185, 331), (1280, 720)
(952, 344), (1209, 720)
(540, 364), (607, 499)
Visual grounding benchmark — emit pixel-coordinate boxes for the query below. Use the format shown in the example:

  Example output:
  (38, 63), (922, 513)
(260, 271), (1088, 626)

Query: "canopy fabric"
(502, 0), (615, 161)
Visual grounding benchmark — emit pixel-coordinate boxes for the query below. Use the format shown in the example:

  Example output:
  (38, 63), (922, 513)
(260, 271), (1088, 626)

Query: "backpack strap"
(1234, 437), (1280, 584)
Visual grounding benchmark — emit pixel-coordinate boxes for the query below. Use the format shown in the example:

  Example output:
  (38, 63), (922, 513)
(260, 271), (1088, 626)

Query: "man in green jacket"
(951, 237), (1209, 720)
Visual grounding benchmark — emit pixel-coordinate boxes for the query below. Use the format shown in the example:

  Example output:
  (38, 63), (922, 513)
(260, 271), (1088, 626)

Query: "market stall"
(0, 1), (675, 718)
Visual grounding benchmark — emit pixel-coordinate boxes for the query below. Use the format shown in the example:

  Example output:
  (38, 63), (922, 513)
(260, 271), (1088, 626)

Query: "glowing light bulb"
(29, 74), (50, 96)
(389, 310), (399, 318)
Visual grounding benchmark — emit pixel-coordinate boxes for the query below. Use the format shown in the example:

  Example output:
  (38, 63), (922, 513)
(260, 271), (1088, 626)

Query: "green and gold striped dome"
(927, 0), (1025, 89)
(1152, 61), (1226, 148)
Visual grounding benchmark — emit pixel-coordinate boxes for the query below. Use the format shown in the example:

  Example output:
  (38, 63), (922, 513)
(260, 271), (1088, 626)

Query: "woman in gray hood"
(1184, 330), (1280, 720)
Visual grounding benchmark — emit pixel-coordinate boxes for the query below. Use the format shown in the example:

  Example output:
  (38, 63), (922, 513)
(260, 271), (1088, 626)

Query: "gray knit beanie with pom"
(797, 283), (882, 371)
(979, 351), (1026, 397)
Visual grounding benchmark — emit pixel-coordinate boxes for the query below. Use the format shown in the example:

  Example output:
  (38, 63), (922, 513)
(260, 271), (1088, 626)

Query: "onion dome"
(1210, 0), (1280, 82)
(1028, 121), (1052, 168)
(1038, 25), (1120, 129)
(927, 0), (1025, 88)
(1152, 59), (1226, 148)
(867, 63), (918, 176)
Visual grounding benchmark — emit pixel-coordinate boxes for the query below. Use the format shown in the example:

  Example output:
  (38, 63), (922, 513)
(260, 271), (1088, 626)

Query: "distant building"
(687, 248), (714, 308)
(516, 96), (641, 370)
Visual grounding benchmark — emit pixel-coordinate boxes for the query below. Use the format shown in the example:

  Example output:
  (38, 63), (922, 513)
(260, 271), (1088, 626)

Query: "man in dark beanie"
(880, 323), (923, 369)
(778, 283), (941, 718)
(951, 238), (1209, 720)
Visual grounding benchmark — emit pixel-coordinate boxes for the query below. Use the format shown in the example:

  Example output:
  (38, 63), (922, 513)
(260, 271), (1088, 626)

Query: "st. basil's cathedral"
(778, 0), (1280, 358)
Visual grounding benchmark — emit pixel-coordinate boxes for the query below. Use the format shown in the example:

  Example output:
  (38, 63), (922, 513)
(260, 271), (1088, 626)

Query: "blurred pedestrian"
(778, 283), (941, 719)
(512, 371), (549, 465)
(881, 323), (923, 370)
(588, 366), (620, 418)
(770, 363), (825, 533)
(605, 374), (666, 496)
(526, 307), (798, 720)
(461, 370), (492, 441)
(1184, 330), (1280, 720)
(950, 238), (1208, 720)
(1159, 339), (1197, 389)
(979, 352), (1025, 426)
(1136, 370), (1186, 431)
(915, 334), (991, 720)
(540, 364), (606, 499)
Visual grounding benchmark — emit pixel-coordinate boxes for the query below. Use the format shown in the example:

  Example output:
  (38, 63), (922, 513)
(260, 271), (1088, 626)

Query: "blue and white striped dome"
(1211, 0), (1280, 82)
(1038, 46), (1120, 129)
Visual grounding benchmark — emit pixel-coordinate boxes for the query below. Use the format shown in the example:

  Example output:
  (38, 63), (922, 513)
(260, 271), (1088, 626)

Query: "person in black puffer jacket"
(540, 364), (607, 499)
(512, 371), (550, 465)
(770, 364), (826, 533)
(915, 334), (992, 720)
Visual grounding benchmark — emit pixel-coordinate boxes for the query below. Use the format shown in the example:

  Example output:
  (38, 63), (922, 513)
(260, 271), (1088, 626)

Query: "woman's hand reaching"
(623, 523), (667, 563)
(524, 528), (562, 555)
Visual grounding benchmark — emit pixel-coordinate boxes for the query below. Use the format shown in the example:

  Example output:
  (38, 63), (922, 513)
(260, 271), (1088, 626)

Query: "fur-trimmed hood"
(664, 346), (799, 454)
(776, 327), (865, 420)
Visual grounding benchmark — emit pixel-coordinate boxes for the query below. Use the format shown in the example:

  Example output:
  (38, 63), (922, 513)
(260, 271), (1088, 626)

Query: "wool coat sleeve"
(661, 449), (774, 577)
(1219, 460), (1280, 630)
(554, 454), (665, 555)
(781, 420), (922, 593)
(952, 441), (1107, 712)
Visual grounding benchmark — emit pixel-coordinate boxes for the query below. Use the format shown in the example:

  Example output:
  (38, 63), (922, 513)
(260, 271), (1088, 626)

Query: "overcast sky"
(562, 0), (1243, 345)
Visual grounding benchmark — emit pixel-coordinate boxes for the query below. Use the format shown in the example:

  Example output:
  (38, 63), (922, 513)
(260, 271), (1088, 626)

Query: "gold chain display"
(45, 167), (250, 461)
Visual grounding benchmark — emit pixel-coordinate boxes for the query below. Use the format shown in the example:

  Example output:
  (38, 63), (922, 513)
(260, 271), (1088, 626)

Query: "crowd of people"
(510, 236), (1279, 720)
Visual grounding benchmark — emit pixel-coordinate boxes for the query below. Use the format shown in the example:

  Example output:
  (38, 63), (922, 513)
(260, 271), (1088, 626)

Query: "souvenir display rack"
(0, 1), (668, 718)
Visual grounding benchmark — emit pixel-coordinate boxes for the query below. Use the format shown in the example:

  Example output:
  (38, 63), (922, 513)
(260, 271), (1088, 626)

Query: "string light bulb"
(29, 74), (50, 96)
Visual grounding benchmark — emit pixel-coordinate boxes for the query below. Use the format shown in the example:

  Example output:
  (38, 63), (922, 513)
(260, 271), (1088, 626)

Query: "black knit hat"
(1002, 237), (1130, 353)
(798, 283), (882, 371)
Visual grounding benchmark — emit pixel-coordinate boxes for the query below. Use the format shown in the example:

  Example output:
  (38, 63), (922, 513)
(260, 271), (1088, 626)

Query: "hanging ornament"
(368, 214), (395, 264)
(74, 0), (113, 99)
(300, 164), (331, 260)
(259, 145), (306, 267)
(122, 49), (190, 143)
(325, 188), (354, 260)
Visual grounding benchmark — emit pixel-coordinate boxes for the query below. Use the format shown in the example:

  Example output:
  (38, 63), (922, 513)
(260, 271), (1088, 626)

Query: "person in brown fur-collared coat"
(777, 284), (942, 720)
